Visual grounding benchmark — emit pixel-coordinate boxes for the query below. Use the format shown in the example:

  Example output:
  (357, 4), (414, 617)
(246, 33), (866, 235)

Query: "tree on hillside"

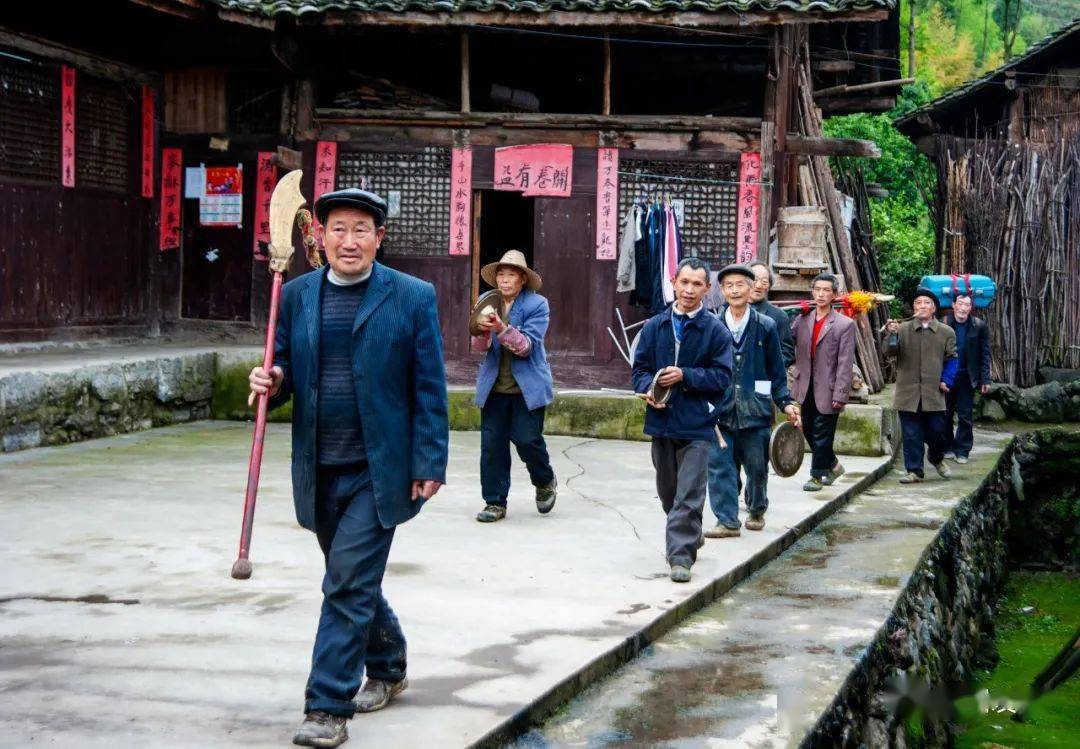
(995, 0), (1024, 59)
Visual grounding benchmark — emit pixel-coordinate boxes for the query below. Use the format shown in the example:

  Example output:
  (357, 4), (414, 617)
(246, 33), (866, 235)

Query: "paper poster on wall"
(387, 190), (401, 219)
(494, 144), (572, 198)
(448, 147), (472, 256)
(199, 165), (243, 227)
(735, 152), (762, 265)
(595, 148), (619, 260)
(184, 167), (203, 199)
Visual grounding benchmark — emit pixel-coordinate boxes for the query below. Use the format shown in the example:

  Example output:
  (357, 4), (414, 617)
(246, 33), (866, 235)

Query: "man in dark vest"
(943, 293), (992, 464)
(248, 188), (449, 747)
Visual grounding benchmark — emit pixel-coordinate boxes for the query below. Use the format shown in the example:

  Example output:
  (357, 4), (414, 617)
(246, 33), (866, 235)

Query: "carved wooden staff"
(231, 170), (310, 580)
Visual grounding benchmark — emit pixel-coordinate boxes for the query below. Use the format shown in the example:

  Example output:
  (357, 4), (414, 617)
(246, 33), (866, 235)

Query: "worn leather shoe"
(704, 523), (741, 538)
(933, 461), (952, 479)
(670, 565), (692, 583)
(899, 472), (923, 484)
(293, 711), (348, 747)
(744, 515), (766, 531)
(476, 504), (507, 523)
(822, 462), (846, 486)
(354, 677), (408, 713)
(535, 478), (557, 514)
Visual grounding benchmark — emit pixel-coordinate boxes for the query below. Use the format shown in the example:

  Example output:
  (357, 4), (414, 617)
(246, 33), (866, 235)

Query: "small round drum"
(769, 421), (806, 478)
(468, 290), (506, 337)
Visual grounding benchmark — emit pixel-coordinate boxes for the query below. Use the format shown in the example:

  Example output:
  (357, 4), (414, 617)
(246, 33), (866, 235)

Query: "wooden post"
(460, 31), (471, 114)
(758, 120), (774, 261)
(602, 33), (612, 116)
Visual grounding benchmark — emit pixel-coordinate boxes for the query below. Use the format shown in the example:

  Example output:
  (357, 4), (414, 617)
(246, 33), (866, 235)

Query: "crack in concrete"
(560, 439), (646, 543)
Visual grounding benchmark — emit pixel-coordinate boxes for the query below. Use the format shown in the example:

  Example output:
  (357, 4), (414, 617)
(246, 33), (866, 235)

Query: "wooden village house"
(896, 19), (1080, 387)
(1, 0), (901, 387)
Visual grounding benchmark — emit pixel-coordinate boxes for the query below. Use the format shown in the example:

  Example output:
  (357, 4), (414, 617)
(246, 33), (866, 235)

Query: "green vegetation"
(953, 571), (1080, 748)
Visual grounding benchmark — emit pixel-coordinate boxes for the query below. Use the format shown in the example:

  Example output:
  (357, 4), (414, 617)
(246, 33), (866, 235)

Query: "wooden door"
(533, 195), (595, 356)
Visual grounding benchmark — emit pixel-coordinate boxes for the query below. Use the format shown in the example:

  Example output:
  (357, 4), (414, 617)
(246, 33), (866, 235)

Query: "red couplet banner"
(61, 66), (75, 187)
(141, 86), (155, 198)
(595, 148), (619, 260)
(254, 152), (276, 260)
(159, 148), (183, 251)
(735, 152), (762, 264)
(449, 147), (473, 256)
(493, 144), (572, 198)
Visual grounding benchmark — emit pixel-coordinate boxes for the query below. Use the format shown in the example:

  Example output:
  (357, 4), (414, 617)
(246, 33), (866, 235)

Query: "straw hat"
(480, 250), (542, 291)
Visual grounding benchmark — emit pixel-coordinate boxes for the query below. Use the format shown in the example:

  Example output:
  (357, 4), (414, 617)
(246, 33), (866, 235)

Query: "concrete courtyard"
(0, 422), (888, 748)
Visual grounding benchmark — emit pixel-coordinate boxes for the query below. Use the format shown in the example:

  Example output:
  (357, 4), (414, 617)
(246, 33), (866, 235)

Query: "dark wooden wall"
(0, 181), (154, 335)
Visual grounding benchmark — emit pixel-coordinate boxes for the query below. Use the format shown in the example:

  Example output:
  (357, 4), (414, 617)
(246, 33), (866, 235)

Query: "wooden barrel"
(777, 206), (828, 267)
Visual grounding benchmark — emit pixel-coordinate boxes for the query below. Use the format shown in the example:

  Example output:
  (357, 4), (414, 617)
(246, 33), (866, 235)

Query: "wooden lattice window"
(336, 147), (451, 257)
(618, 158), (740, 268)
(76, 75), (133, 192)
(0, 53), (59, 183)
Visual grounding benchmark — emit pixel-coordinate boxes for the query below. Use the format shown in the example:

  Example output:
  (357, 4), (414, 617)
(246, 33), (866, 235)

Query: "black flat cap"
(314, 188), (388, 226)
(911, 286), (938, 308)
(718, 263), (756, 282)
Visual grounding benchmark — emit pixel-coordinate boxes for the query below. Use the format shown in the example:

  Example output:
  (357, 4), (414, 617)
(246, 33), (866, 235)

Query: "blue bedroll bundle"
(920, 274), (997, 309)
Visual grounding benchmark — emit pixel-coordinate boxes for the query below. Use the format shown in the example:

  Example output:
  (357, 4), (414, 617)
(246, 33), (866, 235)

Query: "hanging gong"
(769, 420), (806, 478)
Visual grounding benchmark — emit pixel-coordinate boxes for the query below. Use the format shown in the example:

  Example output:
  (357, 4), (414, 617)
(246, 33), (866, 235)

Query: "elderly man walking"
(943, 293), (992, 464)
(705, 264), (799, 536)
(633, 258), (732, 583)
(791, 273), (856, 492)
(248, 188), (449, 747)
(886, 287), (958, 484)
(748, 260), (795, 367)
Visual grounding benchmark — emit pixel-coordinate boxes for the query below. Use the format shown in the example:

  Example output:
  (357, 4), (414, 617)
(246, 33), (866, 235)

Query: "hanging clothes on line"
(616, 205), (640, 294)
(616, 198), (686, 315)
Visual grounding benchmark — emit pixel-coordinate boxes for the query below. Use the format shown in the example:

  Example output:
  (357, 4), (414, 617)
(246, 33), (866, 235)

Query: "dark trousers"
(709, 425), (770, 527)
(801, 392), (841, 480)
(652, 437), (709, 567)
(899, 408), (949, 477)
(480, 392), (555, 507)
(947, 376), (975, 458)
(306, 466), (405, 717)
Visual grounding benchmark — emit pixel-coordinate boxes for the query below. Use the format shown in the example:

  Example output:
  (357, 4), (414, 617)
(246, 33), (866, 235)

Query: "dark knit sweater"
(317, 277), (368, 466)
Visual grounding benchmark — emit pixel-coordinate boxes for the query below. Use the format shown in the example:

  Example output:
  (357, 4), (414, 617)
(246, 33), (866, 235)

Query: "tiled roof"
(895, 18), (1080, 130)
(208, 0), (894, 17)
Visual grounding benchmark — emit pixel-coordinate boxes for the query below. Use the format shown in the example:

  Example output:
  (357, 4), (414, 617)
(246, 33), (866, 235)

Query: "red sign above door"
(493, 144), (572, 198)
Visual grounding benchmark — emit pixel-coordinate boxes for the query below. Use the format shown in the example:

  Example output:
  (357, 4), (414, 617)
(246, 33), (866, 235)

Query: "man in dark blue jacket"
(632, 258), (733, 583)
(706, 264), (799, 537)
(943, 293), (992, 464)
(248, 189), (449, 747)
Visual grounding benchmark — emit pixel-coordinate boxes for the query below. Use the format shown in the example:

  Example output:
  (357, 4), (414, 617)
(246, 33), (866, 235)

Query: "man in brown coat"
(791, 273), (857, 492)
(886, 287), (959, 484)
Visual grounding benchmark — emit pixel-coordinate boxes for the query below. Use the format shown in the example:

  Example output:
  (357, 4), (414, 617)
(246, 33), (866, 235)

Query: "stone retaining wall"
(802, 427), (1077, 748)
(0, 353), (215, 453)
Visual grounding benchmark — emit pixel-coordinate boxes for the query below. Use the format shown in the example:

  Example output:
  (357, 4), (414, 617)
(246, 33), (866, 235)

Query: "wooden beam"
(0, 27), (158, 85)
(602, 33), (612, 116)
(811, 59), (857, 73)
(813, 77), (915, 98)
(817, 96), (896, 114)
(758, 120), (775, 262)
(308, 8), (889, 28)
(784, 134), (881, 158)
(316, 109), (762, 132)
(460, 31), (471, 114)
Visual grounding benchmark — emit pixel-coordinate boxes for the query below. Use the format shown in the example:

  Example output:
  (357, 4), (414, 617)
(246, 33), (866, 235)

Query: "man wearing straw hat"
(248, 188), (449, 747)
(472, 250), (558, 523)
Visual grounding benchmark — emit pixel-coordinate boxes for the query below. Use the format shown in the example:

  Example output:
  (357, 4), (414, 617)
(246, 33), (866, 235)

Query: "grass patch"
(953, 571), (1080, 748)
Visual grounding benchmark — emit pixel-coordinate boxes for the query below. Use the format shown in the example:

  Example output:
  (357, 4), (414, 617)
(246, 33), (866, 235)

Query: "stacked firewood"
(940, 133), (1080, 386)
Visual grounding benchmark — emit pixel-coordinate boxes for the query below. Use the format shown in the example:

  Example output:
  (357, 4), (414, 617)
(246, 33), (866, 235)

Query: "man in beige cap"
(472, 250), (557, 523)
